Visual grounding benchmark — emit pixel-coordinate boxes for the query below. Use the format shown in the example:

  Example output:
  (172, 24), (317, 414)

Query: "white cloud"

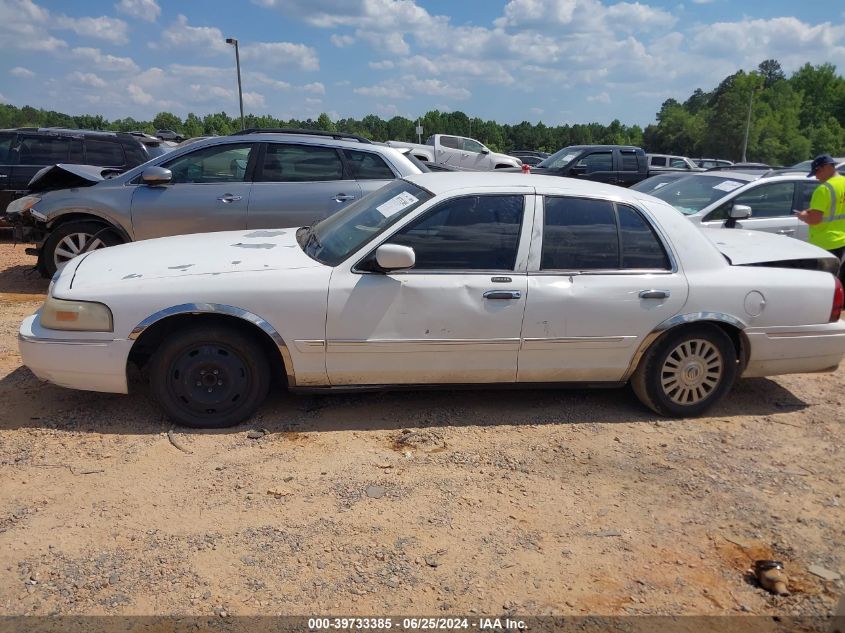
(55, 14), (129, 44)
(10, 66), (35, 78)
(240, 42), (320, 71)
(0, 0), (66, 51)
(72, 47), (139, 72)
(246, 71), (291, 90)
(0, 93), (9, 103)
(127, 83), (154, 105)
(369, 60), (395, 70)
(115, 0), (161, 22)
(587, 92), (611, 103)
(304, 97), (322, 106)
(354, 75), (470, 100)
(156, 14), (230, 53)
(301, 82), (326, 94)
(68, 71), (107, 88)
(330, 34), (355, 47)
(691, 0), (715, 4)
(243, 92), (266, 108)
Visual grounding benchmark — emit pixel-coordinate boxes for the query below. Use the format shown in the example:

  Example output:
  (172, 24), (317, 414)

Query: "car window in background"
(439, 136), (462, 150)
(670, 158), (687, 168)
(705, 182), (796, 221)
(0, 133), (15, 163)
(387, 195), (524, 270)
(795, 181), (818, 210)
(576, 152), (612, 173)
(650, 174), (747, 215)
(463, 139), (485, 153)
(621, 150), (639, 171)
(164, 143), (253, 184)
(85, 140), (126, 166)
(145, 144), (171, 159)
(538, 148), (580, 169)
(650, 156), (667, 167)
(18, 136), (71, 165)
(258, 144), (343, 182)
(342, 149), (395, 180)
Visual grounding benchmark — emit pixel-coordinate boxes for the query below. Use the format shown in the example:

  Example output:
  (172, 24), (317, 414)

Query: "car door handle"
(0, 174), (7, 178)
(777, 229), (795, 235)
(217, 194), (242, 203)
(483, 290), (522, 300)
(333, 194), (356, 202)
(639, 289), (670, 299)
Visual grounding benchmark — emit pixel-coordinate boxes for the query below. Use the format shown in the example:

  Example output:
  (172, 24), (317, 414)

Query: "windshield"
(300, 180), (434, 266)
(537, 147), (580, 169)
(648, 174), (748, 215)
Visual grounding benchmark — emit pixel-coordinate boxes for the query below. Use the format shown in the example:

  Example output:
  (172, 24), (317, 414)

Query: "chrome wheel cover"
(53, 232), (106, 267)
(660, 338), (723, 405)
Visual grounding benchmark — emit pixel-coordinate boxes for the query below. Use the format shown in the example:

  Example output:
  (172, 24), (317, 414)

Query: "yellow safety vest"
(809, 174), (845, 251)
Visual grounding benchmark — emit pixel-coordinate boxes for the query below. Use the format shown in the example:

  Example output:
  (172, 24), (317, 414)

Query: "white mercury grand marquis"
(19, 173), (845, 428)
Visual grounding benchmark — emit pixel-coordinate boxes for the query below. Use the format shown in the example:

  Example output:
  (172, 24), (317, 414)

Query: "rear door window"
(258, 143), (344, 182)
(621, 150), (639, 171)
(650, 156), (666, 167)
(439, 136), (461, 150)
(85, 140), (126, 166)
(542, 197), (618, 269)
(575, 152), (612, 173)
(342, 149), (395, 180)
(0, 133), (15, 164)
(18, 136), (71, 165)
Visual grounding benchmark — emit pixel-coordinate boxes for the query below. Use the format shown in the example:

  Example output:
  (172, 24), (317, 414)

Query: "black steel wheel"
(150, 325), (270, 428)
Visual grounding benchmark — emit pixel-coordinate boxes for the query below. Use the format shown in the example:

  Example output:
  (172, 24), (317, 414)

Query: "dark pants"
(829, 246), (845, 283)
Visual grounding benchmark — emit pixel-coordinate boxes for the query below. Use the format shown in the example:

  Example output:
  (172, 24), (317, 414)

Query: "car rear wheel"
(39, 221), (124, 277)
(150, 325), (270, 428)
(631, 325), (738, 417)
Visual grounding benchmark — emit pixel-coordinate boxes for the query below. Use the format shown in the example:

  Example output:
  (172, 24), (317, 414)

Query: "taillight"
(830, 277), (844, 322)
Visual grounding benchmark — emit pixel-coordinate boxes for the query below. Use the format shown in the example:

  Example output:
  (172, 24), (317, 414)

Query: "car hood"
(64, 228), (320, 291)
(700, 228), (839, 267)
(28, 163), (123, 192)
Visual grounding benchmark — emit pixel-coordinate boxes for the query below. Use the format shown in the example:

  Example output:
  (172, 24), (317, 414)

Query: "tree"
(152, 111), (182, 132)
(758, 59), (785, 88)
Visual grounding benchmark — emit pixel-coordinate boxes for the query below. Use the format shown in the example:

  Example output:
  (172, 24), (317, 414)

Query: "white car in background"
(19, 173), (845, 428)
(647, 171), (821, 242)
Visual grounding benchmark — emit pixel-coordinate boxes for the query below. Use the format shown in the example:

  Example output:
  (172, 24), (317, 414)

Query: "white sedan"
(19, 173), (845, 428)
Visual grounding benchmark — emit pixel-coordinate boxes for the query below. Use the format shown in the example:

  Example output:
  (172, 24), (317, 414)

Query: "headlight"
(5, 195), (41, 216)
(40, 297), (113, 332)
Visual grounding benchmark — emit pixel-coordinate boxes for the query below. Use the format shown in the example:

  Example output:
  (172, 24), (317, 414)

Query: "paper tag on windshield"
(376, 191), (419, 217)
(712, 180), (743, 193)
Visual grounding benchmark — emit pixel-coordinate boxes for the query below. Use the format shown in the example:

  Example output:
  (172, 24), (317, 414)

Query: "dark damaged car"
(7, 130), (423, 276)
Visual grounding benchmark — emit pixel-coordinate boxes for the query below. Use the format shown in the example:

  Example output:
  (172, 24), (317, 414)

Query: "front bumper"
(742, 320), (845, 377)
(19, 314), (132, 394)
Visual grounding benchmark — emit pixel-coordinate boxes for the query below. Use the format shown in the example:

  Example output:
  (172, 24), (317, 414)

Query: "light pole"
(225, 37), (245, 131)
(741, 82), (759, 163)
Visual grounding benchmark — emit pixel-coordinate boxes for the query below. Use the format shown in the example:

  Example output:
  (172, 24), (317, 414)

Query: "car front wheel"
(631, 325), (738, 417)
(39, 221), (124, 277)
(150, 325), (270, 428)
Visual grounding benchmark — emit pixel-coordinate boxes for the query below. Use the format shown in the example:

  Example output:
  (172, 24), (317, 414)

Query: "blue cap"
(808, 153), (836, 177)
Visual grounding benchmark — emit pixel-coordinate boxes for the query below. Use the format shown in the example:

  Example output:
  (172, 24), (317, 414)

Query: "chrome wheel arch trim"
(128, 303), (296, 386)
(622, 312), (748, 381)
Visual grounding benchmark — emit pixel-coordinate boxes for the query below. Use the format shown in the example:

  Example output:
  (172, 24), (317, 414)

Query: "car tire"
(149, 325), (271, 429)
(39, 221), (124, 277)
(631, 325), (738, 417)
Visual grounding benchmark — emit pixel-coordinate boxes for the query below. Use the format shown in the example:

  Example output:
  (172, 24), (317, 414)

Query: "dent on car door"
(325, 192), (535, 385)
(130, 142), (256, 240)
(519, 196), (687, 382)
(247, 143), (361, 229)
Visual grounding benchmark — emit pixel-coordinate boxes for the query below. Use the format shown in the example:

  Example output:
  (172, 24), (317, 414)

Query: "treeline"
(0, 60), (842, 163)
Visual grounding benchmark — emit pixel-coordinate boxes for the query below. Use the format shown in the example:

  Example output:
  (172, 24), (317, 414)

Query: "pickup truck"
(520, 144), (649, 187)
(386, 135), (522, 171)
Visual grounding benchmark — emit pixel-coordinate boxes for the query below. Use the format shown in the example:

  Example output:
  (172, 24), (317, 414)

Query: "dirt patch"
(0, 242), (842, 620)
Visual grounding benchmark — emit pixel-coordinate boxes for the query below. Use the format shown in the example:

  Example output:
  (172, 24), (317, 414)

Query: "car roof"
(184, 132), (394, 152)
(404, 171), (640, 197)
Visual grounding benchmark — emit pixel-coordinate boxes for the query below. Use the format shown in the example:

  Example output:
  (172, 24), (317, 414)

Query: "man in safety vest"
(797, 154), (845, 281)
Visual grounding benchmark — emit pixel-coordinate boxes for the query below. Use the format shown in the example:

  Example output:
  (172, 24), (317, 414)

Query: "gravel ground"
(0, 239), (842, 624)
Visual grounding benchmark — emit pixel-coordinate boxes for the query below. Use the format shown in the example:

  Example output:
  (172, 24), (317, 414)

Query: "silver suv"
(8, 129), (423, 276)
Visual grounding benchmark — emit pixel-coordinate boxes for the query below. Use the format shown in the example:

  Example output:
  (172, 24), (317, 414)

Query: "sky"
(1, 0), (844, 128)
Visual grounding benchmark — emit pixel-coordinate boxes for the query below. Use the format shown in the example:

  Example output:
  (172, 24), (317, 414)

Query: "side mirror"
(730, 204), (752, 219)
(569, 165), (586, 176)
(142, 166), (172, 185)
(481, 148), (490, 155)
(375, 244), (415, 271)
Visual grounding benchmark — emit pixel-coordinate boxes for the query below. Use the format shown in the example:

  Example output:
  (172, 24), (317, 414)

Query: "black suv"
(528, 145), (648, 186)
(0, 128), (167, 212)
